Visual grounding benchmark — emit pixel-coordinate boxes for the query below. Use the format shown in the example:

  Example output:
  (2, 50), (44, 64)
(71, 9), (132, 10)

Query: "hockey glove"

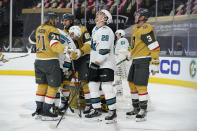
(70, 49), (81, 60)
(149, 59), (160, 75)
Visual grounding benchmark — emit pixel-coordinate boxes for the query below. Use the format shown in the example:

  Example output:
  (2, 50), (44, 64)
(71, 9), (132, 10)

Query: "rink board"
(0, 53), (197, 88)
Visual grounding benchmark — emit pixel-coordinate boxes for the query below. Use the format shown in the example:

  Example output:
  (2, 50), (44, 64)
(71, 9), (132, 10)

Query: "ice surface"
(0, 75), (197, 131)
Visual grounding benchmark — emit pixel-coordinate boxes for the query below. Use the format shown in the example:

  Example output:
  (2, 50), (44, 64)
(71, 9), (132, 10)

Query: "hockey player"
(58, 13), (92, 114)
(62, 13), (74, 34)
(57, 12), (75, 112)
(71, 9), (117, 123)
(126, 8), (160, 122)
(113, 29), (130, 95)
(54, 26), (78, 115)
(29, 11), (68, 120)
(0, 52), (8, 63)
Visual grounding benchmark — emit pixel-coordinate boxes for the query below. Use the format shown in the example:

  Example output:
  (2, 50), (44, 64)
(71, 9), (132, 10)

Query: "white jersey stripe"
(50, 40), (59, 47)
(148, 41), (159, 50)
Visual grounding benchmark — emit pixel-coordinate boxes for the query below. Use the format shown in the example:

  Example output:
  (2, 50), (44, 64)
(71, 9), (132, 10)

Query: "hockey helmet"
(134, 8), (151, 21)
(62, 13), (74, 21)
(115, 29), (125, 37)
(44, 11), (59, 25)
(98, 9), (112, 24)
(69, 26), (82, 39)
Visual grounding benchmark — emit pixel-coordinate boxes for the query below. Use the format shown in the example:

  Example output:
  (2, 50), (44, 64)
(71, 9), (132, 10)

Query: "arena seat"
(66, 1), (72, 8)
(126, 0), (136, 14)
(194, 0), (197, 5)
(192, 9), (197, 14)
(44, 2), (50, 8)
(109, 0), (118, 14)
(118, 0), (127, 14)
(57, 1), (65, 8)
(104, 0), (113, 9)
(176, 9), (183, 15)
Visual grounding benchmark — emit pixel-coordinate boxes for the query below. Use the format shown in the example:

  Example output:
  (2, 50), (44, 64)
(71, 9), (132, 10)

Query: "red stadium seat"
(57, 2), (65, 8)
(118, 0), (127, 14)
(104, 0), (113, 9)
(194, 0), (197, 5)
(176, 9), (183, 15)
(192, 9), (197, 14)
(45, 2), (50, 8)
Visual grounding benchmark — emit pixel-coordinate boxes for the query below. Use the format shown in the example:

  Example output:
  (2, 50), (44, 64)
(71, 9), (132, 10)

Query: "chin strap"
(96, 17), (107, 25)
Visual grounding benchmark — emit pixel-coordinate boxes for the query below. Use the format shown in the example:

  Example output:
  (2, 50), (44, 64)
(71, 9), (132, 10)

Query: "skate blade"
(33, 115), (42, 120)
(41, 116), (60, 121)
(84, 117), (103, 122)
(135, 117), (147, 122)
(105, 119), (117, 124)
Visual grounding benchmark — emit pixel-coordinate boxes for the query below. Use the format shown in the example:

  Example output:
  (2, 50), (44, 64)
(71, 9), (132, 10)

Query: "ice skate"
(105, 110), (117, 124)
(126, 107), (140, 119)
(83, 104), (93, 114)
(53, 106), (64, 116)
(85, 108), (101, 118)
(32, 101), (43, 120)
(41, 103), (60, 121)
(59, 96), (68, 112)
(135, 109), (147, 122)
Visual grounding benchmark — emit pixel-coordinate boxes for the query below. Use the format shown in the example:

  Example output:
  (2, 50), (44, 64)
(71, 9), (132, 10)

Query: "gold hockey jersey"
(63, 28), (69, 35)
(35, 24), (65, 59)
(74, 26), (91, 49)
(130, 23), (160, 60)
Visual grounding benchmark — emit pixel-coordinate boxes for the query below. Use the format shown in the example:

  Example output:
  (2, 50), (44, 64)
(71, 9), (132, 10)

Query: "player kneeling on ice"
(29, 11), (69, 121)
(71, 9), (117, 123)
(113, 29), (130, 95)
(126, 8), (160, 122)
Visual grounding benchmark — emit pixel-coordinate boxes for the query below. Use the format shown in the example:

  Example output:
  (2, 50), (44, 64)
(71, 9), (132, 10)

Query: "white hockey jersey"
(57, 29), (76, 71)
(90, 25), (115, 70)
(115, 37), (129, 56)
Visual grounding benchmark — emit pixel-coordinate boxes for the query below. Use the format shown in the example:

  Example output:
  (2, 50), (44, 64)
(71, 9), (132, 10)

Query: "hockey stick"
(55, 60), (82, 128)
(7, 47), (32, 61)
(55, 79), (81, 128)
(116, 58), (128, 66)
(71, 60), (82, 118)
(59, 88), (74, 113)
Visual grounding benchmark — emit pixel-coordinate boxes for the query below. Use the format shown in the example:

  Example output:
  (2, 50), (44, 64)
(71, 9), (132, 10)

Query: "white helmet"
(115, 29), (125, 37)
(99, 9), (112, 24)
(69, 26), (82, 38)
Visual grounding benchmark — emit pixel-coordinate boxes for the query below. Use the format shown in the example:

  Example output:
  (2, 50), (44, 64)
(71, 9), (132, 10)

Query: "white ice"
(0, 75), (197, 131)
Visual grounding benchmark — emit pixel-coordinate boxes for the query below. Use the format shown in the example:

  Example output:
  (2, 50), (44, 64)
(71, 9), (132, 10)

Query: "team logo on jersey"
(189, 60), (196, 78)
